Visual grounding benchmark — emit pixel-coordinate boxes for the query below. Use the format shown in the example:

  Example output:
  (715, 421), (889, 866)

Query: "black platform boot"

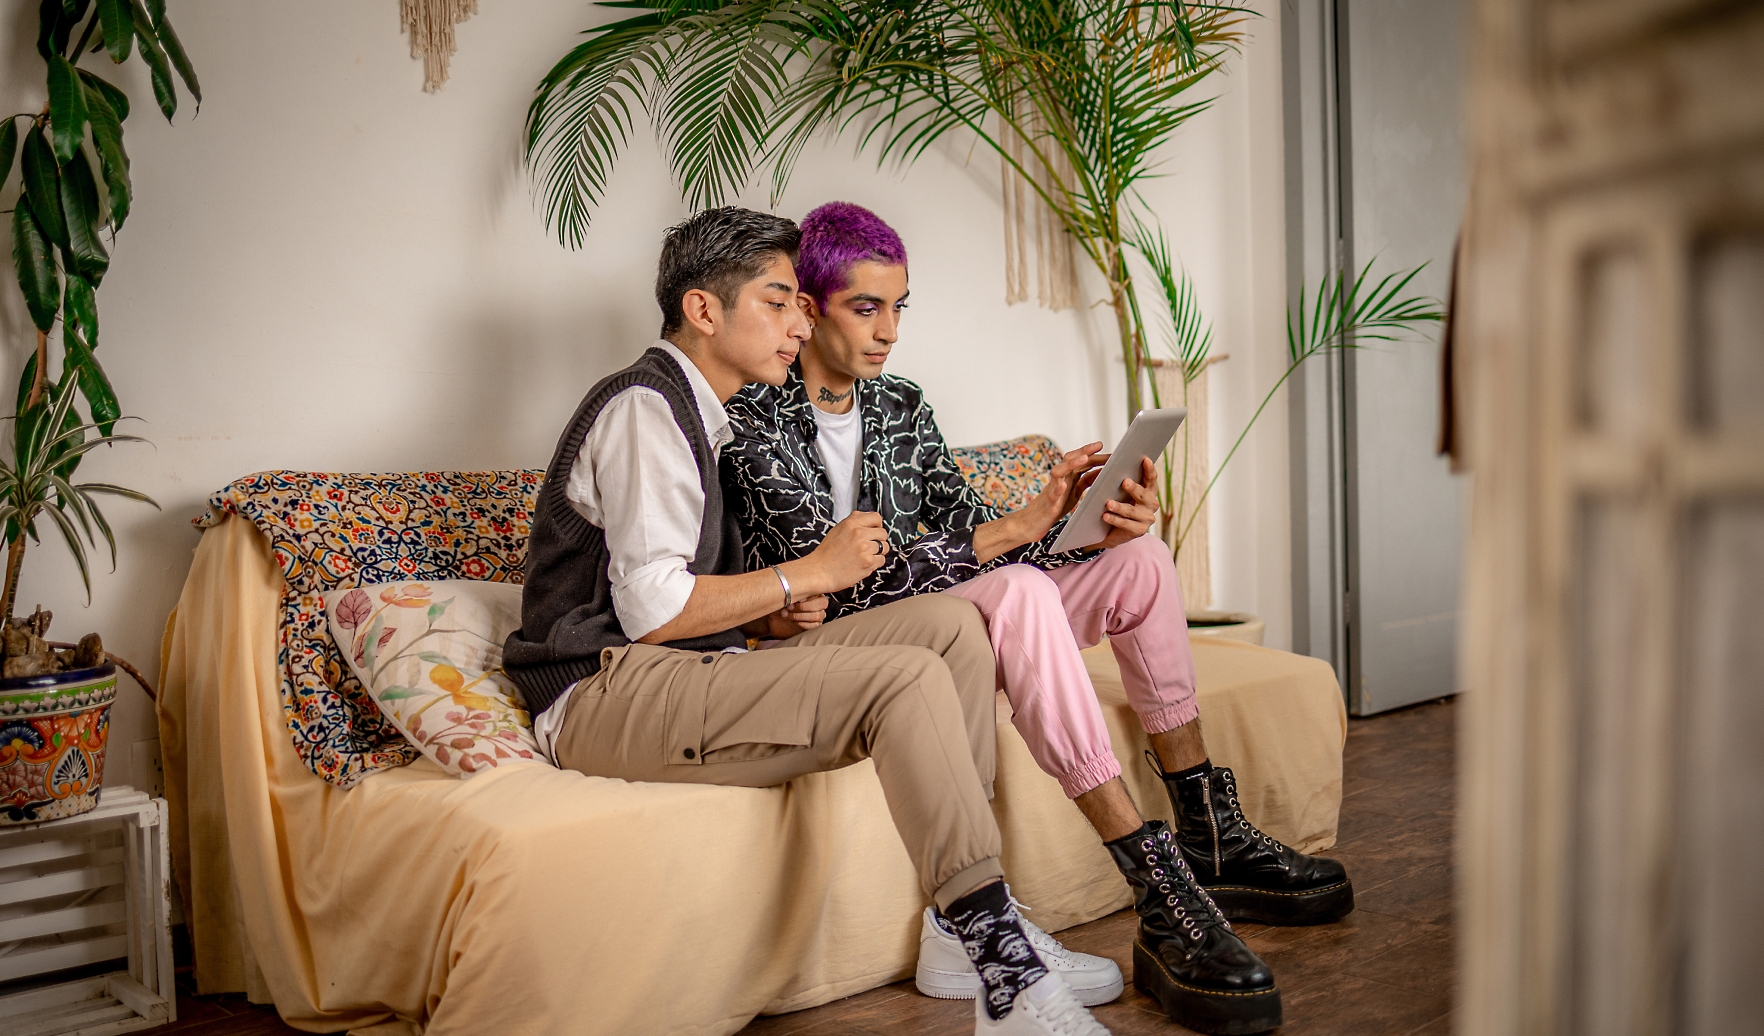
(1152, 754), (1355, 926)
(1104, 820), (1281, 1034)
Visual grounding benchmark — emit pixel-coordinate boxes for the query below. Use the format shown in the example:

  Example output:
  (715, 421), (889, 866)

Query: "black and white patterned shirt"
(720, 365), (1087, 622)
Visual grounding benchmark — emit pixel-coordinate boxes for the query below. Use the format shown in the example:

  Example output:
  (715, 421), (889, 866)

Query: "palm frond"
(1129, 211), (1212, 380)
(1290, 258), (1445, 364)
(525, 7), (681, 247)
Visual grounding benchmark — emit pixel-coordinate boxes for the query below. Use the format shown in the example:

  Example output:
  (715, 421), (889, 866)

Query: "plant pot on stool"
(0, 662), (117, 824)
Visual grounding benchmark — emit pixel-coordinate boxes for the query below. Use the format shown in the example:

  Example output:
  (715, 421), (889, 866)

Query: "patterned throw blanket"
(198, 437), (1058, 788)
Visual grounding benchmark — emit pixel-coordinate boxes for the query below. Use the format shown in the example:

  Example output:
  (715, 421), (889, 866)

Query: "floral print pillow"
(322, 580), (546, 778)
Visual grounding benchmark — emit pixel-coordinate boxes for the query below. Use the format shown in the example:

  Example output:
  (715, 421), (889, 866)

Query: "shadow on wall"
(429, 298), (657, 472)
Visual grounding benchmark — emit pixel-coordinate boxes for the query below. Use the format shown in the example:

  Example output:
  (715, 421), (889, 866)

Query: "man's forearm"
(973, 513), (1035, 565)
(636, 559), (820, 644)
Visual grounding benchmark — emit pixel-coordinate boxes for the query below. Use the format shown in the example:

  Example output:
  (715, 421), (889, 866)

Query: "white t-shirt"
(813, 404), (863, 521)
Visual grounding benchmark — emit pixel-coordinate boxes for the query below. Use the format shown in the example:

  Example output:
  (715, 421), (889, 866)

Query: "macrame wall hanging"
(401, 0), (479, 92)
(999, 112), (1080, 311)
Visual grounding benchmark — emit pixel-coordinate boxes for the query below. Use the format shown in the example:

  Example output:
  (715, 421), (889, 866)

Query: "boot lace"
(1141, 827), (1233, 938)
(1221, 770), (1287, 852)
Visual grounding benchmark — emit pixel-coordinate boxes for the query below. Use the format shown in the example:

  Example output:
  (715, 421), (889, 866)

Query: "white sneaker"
(974, 972), (1113, 1035)
(916, 899), (1123, 1007)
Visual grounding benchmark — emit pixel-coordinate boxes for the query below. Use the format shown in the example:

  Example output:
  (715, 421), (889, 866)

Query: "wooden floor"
(143, 696), (1457, 1036)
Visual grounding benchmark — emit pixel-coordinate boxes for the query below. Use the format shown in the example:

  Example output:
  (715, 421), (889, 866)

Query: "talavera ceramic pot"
(0, 663), (116, 825)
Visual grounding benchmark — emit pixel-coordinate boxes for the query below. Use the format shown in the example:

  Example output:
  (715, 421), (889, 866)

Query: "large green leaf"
(129, 0), (177, 121)
(78, 69), (129, 121)
(20, 128), (68, 249)
(37, 0), (85, 60)
(145, 0), (199, 106)
(16, 353), (40, 416)
(62, 272), (98, 347)
(96, 0), (133, 62)
(82, 82), (130, 229)
(64, 328), (120, 436)
(57, 147), (109, 284)
(11, 200), (60, 332)
(0, 118), (18, 192)
(47, 55), (90, 165)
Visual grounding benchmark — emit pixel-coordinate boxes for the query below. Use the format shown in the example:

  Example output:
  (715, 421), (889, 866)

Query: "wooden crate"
(0, 786), (175, 1035)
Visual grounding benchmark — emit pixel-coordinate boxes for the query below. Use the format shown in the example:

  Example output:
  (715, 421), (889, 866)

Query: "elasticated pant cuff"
(933, 856), (1006, 913)
(1058, 751), (1125, 799)
(1140, 697), (1201, 737)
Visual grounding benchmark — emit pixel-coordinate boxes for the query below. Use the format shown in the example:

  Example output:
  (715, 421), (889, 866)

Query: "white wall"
(0, 1), (1293, 790)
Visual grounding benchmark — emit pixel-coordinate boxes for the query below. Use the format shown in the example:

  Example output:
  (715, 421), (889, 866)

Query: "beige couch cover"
(157, 514), (1345, 1036)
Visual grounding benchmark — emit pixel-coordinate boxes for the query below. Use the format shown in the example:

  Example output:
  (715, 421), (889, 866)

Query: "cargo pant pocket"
(668, 648), (829, 766)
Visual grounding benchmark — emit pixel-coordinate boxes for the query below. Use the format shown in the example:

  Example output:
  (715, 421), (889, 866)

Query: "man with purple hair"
(507, 206), (1116, 1036)
(721, 201), (1355, 1036)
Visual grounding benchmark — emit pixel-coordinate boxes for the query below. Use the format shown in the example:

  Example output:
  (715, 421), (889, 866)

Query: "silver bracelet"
(771, 565), (792, 609)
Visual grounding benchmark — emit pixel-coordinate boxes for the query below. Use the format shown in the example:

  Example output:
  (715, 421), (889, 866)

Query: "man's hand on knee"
(758, 594), (830, 638)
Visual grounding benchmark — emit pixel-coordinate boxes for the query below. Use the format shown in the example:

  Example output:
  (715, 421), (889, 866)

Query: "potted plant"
(522, 0), (1443, 584)
(0, 0), (198, 824)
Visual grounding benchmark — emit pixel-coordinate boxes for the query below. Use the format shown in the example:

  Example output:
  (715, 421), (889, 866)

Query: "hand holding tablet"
(1049, 408), (1187, 554)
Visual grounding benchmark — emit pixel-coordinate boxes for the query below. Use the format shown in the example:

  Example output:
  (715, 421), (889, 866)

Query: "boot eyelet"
(1158, 883), (1170, 893)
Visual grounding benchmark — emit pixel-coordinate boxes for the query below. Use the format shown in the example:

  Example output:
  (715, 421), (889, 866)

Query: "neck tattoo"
(817, 385), (855, 405)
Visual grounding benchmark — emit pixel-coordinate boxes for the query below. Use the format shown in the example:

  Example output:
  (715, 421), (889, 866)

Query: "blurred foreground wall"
(1457, 2), (1764, 1034)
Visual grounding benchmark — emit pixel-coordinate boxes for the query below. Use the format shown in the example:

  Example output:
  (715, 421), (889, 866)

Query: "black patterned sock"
(942, 880), (1049, 1021)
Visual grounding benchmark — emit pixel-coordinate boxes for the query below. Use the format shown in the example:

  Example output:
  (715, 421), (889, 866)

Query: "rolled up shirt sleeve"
(565, 387), (705, 642)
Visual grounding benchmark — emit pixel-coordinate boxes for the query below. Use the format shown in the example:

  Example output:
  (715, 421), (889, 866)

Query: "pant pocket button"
(683, 748), (696, 759)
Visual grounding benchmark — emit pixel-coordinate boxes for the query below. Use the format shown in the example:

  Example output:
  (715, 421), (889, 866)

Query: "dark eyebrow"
(848, 291), (909, 305)
(766, 281), (796, 293)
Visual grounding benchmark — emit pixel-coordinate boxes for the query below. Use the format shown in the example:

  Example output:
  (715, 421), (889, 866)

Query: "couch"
(156, 436), (1346, 1036)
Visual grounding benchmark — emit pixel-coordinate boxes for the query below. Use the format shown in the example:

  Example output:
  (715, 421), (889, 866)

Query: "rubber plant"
(523, 0), (1442, 562)
(0, 0), (198, 680)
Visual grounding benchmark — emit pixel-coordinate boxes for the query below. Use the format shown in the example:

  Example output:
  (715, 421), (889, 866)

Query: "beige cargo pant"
(551, 593), (1004, 908)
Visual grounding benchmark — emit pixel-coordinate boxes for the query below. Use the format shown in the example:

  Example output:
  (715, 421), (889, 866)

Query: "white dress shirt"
(534, 340), (735, 761)
(562, 339), (733, 640)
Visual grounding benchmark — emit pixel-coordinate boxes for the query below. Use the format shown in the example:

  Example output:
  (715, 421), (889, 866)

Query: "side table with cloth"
(157, 438), (1345, 1036)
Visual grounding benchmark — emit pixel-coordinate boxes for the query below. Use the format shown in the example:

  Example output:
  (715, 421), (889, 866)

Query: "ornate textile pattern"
(197, 471), (542, 788)
(949, 435), (1064, 514)
(722, 365), (1086, 625)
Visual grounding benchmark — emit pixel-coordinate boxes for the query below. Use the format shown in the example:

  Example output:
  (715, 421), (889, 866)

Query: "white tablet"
(1049, 407), (1188, 554)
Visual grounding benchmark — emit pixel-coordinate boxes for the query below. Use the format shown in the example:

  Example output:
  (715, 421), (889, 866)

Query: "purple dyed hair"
(795, 201), (908, 308)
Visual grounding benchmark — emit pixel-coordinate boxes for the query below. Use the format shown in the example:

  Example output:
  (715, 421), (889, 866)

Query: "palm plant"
(526, 0), (1249, 415)
(0, 376), (156, 626)
(1142, 256), (1445, 553)
(524, 0), (1443, 563)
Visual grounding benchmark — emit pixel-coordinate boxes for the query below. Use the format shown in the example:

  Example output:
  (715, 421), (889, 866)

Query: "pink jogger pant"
(945, 533), (1199, 798)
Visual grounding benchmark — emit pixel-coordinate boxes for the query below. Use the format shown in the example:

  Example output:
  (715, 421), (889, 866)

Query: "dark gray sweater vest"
(503, 347), (746, 717)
